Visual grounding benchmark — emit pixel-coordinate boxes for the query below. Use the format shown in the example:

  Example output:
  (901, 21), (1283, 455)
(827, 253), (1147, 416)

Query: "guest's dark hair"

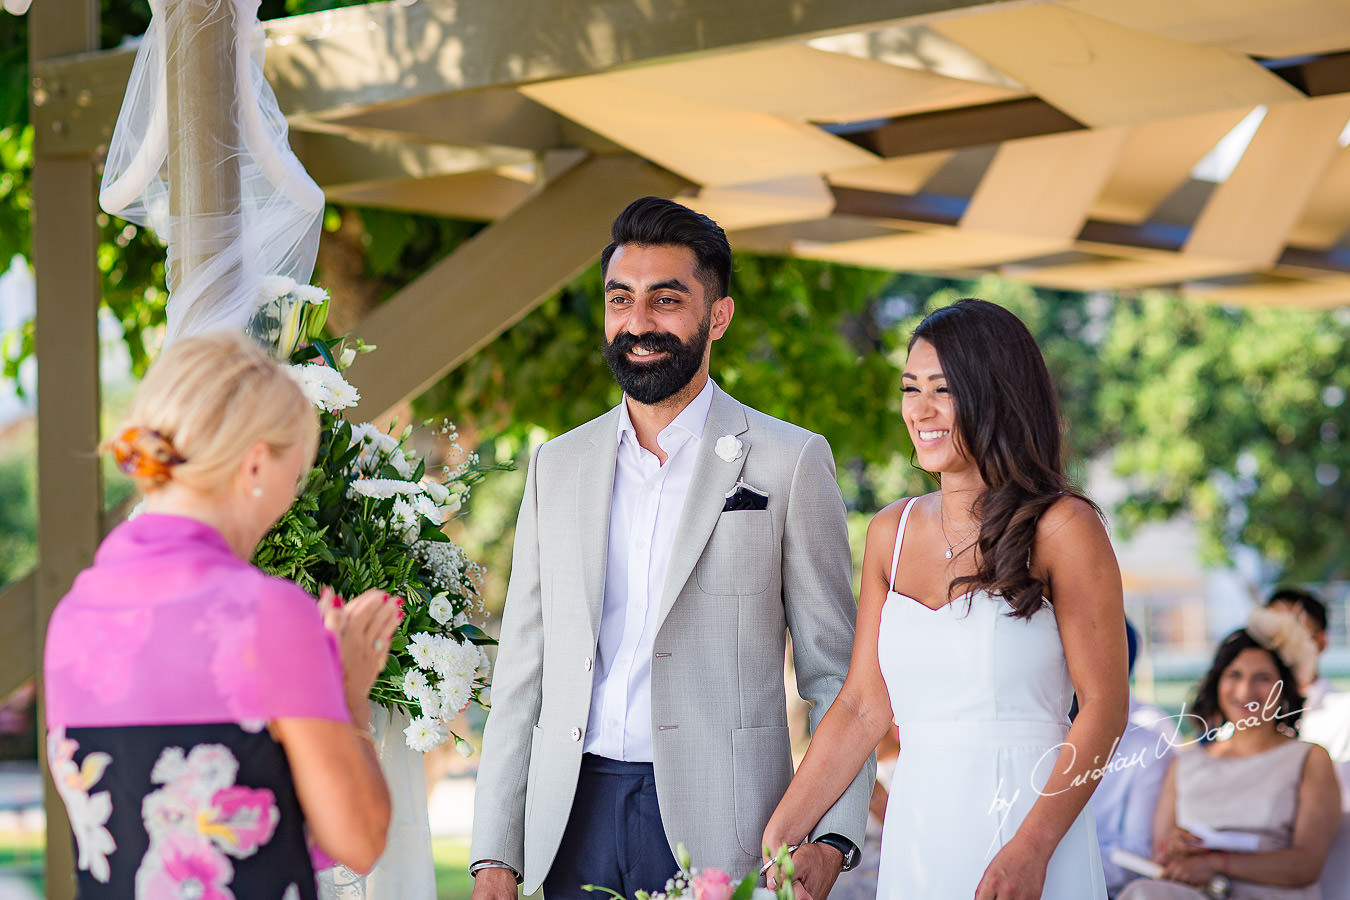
(910, 298), (1098, 619)
(600, 197), (732, 302)
(1266, 586), (1328, 634)
(1192, 629), (1303, 735)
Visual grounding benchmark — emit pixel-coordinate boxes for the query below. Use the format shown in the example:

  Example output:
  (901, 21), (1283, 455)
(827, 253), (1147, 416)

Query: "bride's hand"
(974, 838), (1048, 900)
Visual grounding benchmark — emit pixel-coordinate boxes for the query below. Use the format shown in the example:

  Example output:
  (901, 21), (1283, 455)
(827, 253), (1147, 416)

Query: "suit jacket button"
(570, 727), (582, 741)
(583, 657), (593, 671)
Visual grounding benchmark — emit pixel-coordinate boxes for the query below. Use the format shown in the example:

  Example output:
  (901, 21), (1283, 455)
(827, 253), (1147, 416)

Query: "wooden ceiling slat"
(1288, 146), (1350, 250)
(687, 176), (835, 231)
(794, 229), (1069, 269)
(961, 127), (1128, 240)
(1090, 108), (1253, 224)
(323, 170), (535, 220)
(1064, 0), (1350, 59)
(520, 77), (876, 186)
(827, 152), (954, 195)
(931, 4), (1303, 127)
(606, 44), (1021, 124)
(1185, 94), (1350, 266)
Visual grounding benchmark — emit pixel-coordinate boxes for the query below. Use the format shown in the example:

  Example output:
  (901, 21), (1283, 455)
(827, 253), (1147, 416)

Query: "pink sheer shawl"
(44, 513), (348, 730)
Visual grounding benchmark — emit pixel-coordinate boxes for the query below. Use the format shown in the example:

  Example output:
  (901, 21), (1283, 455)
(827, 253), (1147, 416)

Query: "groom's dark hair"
(601, 197), (732, 301)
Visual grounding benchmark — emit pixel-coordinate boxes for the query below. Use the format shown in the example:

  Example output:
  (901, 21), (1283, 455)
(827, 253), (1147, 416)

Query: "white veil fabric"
(98, 0), (324, 346)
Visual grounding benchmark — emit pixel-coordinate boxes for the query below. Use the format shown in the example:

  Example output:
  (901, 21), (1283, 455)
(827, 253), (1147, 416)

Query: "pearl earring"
(251, 486), (264, 498)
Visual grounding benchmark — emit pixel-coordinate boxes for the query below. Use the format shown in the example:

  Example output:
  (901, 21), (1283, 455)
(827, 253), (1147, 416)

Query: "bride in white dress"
(763, 299), (1128, 900)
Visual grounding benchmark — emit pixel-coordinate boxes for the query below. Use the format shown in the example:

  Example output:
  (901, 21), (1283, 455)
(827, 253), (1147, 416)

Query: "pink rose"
(693, 868), (734, 900)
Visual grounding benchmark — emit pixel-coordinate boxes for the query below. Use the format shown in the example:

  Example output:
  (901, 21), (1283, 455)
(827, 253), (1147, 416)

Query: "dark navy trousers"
(542, 754), (680, 900)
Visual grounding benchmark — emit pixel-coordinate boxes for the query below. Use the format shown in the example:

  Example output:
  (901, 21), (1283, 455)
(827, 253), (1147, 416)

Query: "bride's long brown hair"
(911, 299), (1099, 619)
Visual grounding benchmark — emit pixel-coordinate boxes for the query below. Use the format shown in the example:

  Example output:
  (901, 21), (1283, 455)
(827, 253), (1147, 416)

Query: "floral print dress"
(44, 515), (351, 899)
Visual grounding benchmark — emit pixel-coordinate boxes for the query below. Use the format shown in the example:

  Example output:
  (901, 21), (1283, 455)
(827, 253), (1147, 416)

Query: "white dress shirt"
(583, 379), (714, 761)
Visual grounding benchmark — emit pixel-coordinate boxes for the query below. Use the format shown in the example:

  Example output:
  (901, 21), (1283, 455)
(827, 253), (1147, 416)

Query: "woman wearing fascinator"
(763, 299), (1128, 900)
(43, 332), (400, 899)
(1118, 605), (1341, 900)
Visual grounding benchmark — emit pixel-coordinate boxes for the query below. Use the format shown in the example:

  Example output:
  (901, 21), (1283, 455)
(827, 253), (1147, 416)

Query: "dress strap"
(889, 499), (917, 591)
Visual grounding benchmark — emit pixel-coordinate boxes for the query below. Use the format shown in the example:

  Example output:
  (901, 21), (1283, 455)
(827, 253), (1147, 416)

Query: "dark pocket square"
(722, 485), (768, 511)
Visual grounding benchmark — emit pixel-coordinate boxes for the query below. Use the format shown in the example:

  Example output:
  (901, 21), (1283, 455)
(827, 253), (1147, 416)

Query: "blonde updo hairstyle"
(107, 331), (319, 495)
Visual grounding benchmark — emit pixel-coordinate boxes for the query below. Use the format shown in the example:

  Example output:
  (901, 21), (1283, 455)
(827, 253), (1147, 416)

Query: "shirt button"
(583, 657), (593, 671)
(570, 728), (582, 741)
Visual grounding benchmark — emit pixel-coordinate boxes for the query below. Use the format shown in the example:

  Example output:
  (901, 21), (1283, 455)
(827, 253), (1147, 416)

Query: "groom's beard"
(602, 316), (711, 405)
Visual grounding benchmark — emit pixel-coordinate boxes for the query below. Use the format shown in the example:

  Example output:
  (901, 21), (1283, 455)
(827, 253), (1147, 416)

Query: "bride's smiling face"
(902, 339), (972, 476)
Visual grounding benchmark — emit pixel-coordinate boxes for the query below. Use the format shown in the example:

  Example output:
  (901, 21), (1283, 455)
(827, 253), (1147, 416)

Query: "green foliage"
(0, 451), (35, 587)
(1095, 292), (1350, 579)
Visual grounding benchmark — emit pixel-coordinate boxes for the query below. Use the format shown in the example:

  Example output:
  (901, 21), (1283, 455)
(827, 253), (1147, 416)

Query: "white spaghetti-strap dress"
(874, 500), (1107, 899)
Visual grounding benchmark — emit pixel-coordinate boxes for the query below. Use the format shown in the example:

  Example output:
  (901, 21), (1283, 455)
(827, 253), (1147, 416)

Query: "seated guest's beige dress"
(1120, 740), (1321, 900)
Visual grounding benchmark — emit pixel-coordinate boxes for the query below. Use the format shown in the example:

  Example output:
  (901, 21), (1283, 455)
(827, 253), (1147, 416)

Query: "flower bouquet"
(584, 845), (797, 900)
(247, 276), (510, 754)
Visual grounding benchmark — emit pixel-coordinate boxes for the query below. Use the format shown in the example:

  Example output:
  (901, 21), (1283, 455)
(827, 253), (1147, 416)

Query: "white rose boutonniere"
(715, 434), (744, 463)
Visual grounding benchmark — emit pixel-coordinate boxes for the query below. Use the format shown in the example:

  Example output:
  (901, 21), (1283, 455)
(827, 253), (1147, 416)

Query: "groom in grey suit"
(469, 197), (871, 900)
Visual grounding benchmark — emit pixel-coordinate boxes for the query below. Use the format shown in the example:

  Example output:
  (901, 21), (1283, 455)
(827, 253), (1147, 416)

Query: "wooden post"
(29, 0), (101, 895)
(164, 0), (245, 321)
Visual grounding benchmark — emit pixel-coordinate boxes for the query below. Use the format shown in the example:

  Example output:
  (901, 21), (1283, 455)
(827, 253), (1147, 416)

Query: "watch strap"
(812, 833), (860, 871)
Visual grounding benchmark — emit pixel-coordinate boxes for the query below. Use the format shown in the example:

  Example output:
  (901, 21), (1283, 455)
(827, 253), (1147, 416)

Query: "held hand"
(973, 838), (1049, 900)
(470, 866), (519, 900)
(321, 586), (402, 725)
(788, 842), (843, 900)
(759, 825), (806, 889)
(1157, 827), (1206, 863)
(1161, 852), (1222, 886)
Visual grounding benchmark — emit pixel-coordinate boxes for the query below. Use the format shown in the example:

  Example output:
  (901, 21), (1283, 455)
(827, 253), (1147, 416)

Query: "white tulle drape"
(98, 0), (324, 345)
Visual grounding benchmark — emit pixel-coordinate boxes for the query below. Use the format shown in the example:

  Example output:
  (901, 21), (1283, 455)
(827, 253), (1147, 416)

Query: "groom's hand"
(470, 865), (519, 900)
(789, 842), (843, 900)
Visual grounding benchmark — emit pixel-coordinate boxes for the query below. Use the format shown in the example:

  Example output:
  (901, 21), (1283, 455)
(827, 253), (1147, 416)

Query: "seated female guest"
(43, 332), (400, 899)
(1119, 610), (1340, 900)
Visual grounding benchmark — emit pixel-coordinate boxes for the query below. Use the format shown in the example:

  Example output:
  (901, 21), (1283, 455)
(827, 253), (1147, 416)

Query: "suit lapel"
(578, 407), (621, 639)
(657, 385), (750, 626)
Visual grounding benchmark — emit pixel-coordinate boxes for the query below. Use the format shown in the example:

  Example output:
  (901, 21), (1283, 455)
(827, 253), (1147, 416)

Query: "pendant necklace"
(939, 503), (978, 560)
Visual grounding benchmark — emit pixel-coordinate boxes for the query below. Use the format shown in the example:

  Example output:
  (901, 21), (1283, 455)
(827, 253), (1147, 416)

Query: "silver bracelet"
(469, 860), (522, 883)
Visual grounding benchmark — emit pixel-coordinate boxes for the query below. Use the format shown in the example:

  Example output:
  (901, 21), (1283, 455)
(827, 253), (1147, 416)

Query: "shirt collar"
(616, 377), (716, 451)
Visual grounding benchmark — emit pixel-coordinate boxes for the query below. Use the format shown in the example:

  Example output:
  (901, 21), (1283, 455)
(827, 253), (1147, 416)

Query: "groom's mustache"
(605, 330), (690, 356)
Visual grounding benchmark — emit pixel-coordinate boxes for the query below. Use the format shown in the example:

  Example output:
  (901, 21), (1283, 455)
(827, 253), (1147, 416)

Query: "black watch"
(812, 833), (860, 871)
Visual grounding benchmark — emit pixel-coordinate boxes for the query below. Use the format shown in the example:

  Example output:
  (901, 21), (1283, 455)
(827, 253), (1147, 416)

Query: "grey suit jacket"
(471, 385), (872, 892)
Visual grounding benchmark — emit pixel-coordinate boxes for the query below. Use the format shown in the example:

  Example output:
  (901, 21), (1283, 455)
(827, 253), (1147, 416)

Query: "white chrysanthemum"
(432, 637), (484, 683)
(293, 283), (328, 305)
(391, 497), (420, 541)
(402, 669), (430, 699)
(403, 717), (449, 753)
(428, 595), (454, 625)
(418, 687), (441, 720)
(349, 478), (423, 500)
(286, 364), (360, 412)
(415, 493), (446, 525)
(421, 480), (451, 505)
(389, 449), (415, 480)
(438, 675), (471, 718)
(260, 274), (296, 300)
(408, 633), (438, 670)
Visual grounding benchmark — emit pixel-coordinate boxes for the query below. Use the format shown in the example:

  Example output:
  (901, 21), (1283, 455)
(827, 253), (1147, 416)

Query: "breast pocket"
(696, 509), (773, 596)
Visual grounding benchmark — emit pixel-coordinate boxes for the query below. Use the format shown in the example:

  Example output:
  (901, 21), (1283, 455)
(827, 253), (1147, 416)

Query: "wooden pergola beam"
(345, 153), (688, 419)
(32, 0), (1013, 156)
